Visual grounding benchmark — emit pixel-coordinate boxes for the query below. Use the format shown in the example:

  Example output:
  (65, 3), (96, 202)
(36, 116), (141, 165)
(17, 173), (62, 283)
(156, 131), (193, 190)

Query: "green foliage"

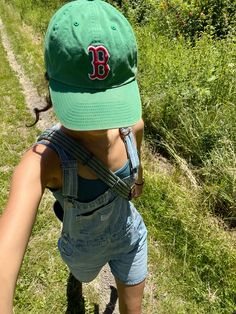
(109, 0), (236, 40)
(138, 30), (236, 218)
(202, 139), (236, 222)
(137, 174), (236, 313)
(3, 0), (236, 39)
(147, 0), (236, 39)
(108, 0), (157, 25)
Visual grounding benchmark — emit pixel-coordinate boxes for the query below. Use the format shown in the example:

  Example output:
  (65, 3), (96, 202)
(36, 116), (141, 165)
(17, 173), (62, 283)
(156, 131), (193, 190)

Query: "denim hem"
(113, 272), (148, 286)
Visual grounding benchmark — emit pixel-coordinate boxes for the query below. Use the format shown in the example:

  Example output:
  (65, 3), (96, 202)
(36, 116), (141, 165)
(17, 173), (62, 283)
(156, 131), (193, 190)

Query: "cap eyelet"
(53, 24), (58, 31)
(111, 25), (116, 30)
(74, 22), (79, 27)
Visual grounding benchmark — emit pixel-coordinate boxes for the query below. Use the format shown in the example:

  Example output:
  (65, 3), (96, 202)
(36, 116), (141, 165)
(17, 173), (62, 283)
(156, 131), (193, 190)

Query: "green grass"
(0, 1), (236, 313)
(0, 36), (35, 190)
(0, 1), (45, 96)
(0, 34), (65, 313)
(135, 147), (236, 313)
(3, 0), (67, 33)
(137, 29), (236, 220)
(137, 170), (236, 313)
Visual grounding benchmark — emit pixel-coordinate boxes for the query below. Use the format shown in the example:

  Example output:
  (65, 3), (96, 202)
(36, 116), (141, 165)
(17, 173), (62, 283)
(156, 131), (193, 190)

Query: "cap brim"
(49, 79), (142, 131)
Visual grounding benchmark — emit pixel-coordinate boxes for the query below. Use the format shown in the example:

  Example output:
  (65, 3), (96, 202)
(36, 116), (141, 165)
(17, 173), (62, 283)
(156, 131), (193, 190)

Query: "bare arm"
(0, 146), (53, 313)
(132, 119), (145, 198)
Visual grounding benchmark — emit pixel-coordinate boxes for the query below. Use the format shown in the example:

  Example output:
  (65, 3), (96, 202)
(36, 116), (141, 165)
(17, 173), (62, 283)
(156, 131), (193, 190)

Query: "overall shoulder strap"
(120, 127), (139, 174)
(37, 127), (78, 198)
(38, 128), (131, 200)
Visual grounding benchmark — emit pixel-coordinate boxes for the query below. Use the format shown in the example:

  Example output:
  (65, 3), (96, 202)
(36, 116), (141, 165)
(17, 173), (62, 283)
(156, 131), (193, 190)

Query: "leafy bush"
(109, 0), (156, 25)
(110, 0), (236, 39)
(156, 0), (236, 39)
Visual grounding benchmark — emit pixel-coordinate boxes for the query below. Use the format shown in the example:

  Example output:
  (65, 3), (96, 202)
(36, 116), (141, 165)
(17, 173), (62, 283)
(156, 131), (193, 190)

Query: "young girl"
(0, 1), (147, 313)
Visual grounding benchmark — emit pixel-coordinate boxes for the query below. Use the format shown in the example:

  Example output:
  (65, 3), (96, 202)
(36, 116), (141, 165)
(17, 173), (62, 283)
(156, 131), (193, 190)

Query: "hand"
(131, 181), (144, 198)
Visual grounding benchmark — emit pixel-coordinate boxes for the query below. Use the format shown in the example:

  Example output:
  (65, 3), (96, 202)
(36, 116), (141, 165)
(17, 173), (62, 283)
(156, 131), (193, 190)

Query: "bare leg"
(115, 278), (145, 314)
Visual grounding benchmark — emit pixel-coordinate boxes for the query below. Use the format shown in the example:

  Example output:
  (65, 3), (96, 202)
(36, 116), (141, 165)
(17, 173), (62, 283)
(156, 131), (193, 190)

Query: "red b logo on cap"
(88, 45), (110, 80)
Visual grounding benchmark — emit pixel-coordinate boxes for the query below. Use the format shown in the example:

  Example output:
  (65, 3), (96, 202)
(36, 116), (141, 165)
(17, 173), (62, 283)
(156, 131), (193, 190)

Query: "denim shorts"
(58, 188), (148, 285)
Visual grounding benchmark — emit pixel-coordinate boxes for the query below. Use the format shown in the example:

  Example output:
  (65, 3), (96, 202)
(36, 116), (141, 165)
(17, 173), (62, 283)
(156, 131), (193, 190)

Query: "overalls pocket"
(61, 193), (120, 241)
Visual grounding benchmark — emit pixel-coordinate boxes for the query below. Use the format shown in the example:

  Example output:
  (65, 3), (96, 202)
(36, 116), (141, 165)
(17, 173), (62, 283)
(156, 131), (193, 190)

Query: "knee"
(116, 278), (145, 314)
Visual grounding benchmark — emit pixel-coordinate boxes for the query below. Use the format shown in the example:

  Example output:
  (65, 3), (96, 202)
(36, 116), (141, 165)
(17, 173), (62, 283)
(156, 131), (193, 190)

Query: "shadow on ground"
(65, 273), (118, 314)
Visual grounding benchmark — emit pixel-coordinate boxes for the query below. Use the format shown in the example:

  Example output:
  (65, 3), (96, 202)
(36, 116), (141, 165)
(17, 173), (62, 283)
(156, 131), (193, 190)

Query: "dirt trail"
(0, 19), (54, 130)
(0, 17), (119, 314)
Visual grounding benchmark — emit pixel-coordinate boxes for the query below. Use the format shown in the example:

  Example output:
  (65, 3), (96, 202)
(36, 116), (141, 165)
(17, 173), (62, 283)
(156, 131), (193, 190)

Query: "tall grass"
(3, 0), (67, 33)
(136, 27), (236, 219)
(137, 173), (236, 313)
(138, 31), (236, 162)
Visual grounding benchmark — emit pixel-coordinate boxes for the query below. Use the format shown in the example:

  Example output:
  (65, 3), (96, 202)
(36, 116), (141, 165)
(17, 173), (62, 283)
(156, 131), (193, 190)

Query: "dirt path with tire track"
(0, 18), (53, 130)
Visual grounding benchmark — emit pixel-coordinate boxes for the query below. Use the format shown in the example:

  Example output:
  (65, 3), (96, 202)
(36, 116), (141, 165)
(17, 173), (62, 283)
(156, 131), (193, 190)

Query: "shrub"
(156, 0), (236, 39)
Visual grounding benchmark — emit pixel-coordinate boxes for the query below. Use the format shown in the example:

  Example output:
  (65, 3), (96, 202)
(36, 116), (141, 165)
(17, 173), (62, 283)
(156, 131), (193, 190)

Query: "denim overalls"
(38, 125), (147, 285)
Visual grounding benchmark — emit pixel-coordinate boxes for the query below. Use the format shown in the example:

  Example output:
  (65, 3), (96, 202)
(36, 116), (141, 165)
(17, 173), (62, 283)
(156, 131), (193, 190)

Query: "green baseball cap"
(44, 0), (142, 130)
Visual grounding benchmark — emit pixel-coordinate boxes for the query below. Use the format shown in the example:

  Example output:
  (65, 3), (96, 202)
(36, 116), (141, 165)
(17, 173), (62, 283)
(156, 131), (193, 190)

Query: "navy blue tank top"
(77, 160), (131, 202)
(50, 159), (131, 203)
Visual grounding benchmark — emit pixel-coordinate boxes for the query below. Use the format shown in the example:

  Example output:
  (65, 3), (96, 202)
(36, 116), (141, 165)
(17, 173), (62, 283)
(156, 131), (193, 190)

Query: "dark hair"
(27, 73), (52, 127)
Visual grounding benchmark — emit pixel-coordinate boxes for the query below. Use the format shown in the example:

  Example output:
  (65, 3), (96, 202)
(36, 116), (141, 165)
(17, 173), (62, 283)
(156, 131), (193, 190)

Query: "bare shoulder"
(3, 143), (60, 218)
(16, 143), (60, 189)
